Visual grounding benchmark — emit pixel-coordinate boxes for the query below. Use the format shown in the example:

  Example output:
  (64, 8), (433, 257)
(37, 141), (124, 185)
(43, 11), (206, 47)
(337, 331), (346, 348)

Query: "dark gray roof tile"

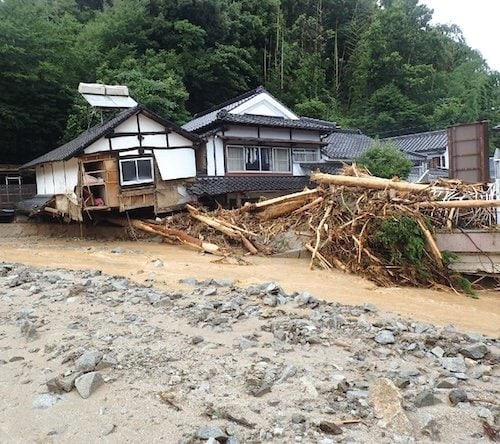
(323, 130), (375, 160)
(189, 176), (312, 196)
(381, 130), (447, 153)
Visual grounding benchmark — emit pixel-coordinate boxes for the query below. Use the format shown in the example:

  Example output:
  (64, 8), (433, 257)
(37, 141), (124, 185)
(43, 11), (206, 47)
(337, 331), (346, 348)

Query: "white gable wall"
(230, 92), (298, 119)
(154, 149), (196, 180)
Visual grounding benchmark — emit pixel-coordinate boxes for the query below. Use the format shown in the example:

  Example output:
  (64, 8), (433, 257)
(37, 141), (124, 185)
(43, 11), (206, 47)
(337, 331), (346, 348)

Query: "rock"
(420, 415), (441, 442)
(439, 356), (466, 373)
(430, 346), (445, 358)
(318, 421), (342, 435)
(374, 330), (395, 345)
(102, 424), (116, 436)
(363, 302), (378, 312)
(291, 413), (306, 424)
(95, 353), (116, 371)
(19, 319), (38, 340)
(111, 247), (124, 254)
(300, 376), (319, 398)
(330, 374), (348, 391)
(369, 378), (413, 435)
(196, 425), (228, 441)
(153, 259), (164, 268)
(459, 343), (489, 360)
(75, 350), (103, 373)
(414, 389), (441, 408)
(276, 364), (297, 384)
(435, 377), (458, 389)
(75, 372), (104, 399)
(448, 389), (468, 406)
(203, 287), (217, 297)
(179, 277), (197, 286)
(33, 394), (58, 409)
(191, 336), (204, 345)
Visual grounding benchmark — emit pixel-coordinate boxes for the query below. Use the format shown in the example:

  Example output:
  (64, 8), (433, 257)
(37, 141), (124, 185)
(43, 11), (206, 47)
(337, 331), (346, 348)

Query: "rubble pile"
(129, 167), (500, 289)
(1, 262), (499, 443)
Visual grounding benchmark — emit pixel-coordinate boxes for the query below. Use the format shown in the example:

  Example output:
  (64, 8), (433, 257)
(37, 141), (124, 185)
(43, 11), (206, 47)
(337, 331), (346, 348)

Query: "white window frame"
(226, 145), (291, 173)
(292, 148), (320, 162)
(119, 157), (154, 186)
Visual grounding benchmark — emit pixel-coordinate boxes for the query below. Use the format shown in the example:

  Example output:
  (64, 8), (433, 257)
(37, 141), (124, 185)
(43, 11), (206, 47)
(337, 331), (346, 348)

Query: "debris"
(74, 372), (104, 399)
(318, 420), (343, 435)
(158, 392), (182, 411)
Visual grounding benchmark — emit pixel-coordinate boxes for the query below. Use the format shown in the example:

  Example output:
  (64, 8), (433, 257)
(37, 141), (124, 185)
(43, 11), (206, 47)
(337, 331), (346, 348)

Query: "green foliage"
(374, 216), (426, 266)
(357, 142), (412, 179)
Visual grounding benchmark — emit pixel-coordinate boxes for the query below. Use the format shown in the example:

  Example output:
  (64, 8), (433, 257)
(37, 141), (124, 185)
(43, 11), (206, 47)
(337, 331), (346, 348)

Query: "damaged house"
(21, 105), (200, 221)
(183, 86), (336, 207)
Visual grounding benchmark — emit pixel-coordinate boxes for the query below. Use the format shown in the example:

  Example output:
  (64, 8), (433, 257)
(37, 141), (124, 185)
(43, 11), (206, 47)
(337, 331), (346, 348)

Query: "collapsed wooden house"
(20, 106), (200, 221)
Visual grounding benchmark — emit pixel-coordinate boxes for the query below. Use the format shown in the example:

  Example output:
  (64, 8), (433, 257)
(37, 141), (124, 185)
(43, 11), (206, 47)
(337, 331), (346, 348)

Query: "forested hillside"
(1, 0), (499, 164)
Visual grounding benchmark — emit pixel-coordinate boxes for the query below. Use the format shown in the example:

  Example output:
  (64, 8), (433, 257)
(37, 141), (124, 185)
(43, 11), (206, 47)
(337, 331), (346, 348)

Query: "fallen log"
(417, 199), (500, 209)
(242, 188), (323, 212)
(256, 199), (308, 221)
(130, 219), (220, 255)
(312, 172), (437, 193)
(186, 204), (258, 254)
(292, 196), (324, 215)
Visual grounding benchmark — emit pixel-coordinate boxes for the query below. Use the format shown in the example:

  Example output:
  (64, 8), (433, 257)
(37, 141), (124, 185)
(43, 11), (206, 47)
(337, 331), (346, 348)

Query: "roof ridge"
(192, 85), (266, 119)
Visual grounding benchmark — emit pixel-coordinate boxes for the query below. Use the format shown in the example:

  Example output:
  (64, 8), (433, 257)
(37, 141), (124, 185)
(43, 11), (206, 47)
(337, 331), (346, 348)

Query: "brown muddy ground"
(0, 236), (498, 337)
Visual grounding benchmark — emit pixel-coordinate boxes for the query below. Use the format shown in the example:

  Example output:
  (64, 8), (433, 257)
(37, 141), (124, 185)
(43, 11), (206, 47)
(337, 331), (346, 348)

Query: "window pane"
(293, 148), (319, 162)
(273, 149), (290, 172)
(137, 159), (153, 180)
(227, 146), (244, 171)
(245, 147), (260, 171)
(260, 148), (271, 171)
(121, 161), (137, 181)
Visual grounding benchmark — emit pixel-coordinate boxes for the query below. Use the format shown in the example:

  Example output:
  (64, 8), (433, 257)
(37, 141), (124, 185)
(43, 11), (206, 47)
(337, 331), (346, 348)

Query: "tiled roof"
(182, 87), (266, 132)
(381, 129), (447, 154)
(323, 130), (375, 160)
(189, 176), (312, 197)
(299, 162), (343, 174)
(218, 113), (336, 132)
(22, 106), (200, 169)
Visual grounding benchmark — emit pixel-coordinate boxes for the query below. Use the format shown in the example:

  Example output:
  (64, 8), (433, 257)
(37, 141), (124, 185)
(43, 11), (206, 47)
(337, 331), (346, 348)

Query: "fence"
(0, 184), (37, 208)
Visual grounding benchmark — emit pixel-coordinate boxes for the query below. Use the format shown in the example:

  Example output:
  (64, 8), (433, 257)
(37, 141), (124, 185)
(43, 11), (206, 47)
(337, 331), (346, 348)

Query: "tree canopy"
(357, 142), (413, 179)
(0, 0), (498, 164)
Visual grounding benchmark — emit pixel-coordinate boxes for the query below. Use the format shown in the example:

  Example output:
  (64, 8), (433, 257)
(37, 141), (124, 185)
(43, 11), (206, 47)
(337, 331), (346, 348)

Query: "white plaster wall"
(110, 136), (141, 150)
(292, 129), (320, 141)
(36, 159), (78, 195)
(154, 149), (196, 180)
(115, 117), (140, 133)
(167, 132), (194, 148)
(225, 126), (258, 138)
(84, 138), (109, 154)
(260, 127), (291, 140)
(142, 134), (168, 147)
(231, 92), (298, 119)
(138, 114), (165, 132)
(214, 136), (225, 176)
(206, 135), (216, 176)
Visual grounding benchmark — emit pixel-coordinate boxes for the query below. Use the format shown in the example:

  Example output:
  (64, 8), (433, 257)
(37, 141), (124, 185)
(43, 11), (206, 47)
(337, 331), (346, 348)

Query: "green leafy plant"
(357, 142), (413, 179)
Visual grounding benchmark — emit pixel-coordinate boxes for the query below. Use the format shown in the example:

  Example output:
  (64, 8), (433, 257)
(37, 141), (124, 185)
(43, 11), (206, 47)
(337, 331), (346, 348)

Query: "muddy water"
(1, 237), (499, 336)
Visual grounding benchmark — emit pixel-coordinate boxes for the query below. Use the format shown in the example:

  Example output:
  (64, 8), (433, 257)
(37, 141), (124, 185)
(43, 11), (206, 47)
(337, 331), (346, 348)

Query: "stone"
(191, 336), (204, 345)
(330, 374), (348, 391)
(448, 389), (468, 406)
(276, 364), (297, 384)
(102, 424), (116, 436)
(111, 247), (124, 254)
(179, 277), (197, 286)
(196, 425), (228, 441)
(75, 350), (103, 373)
(95, 354), (117, 371)
(363, 302), (378, 312)
(368, 378), (413, 435)
(33, 394), (58, 409)
(19, 319), (38, 340)
(203, 287), (217, 297)
(459, 343), (489, 360)
(374, 330), (395, 345)
(435, 377), (458, 389)
(414, 390), (441, 408)
(75, 372), (104, 399)
(153, 259), (163, 268)
(420, 415), (441, 442)
(430, 346), (445, 358)
(291, 413), (306, 424)
(318, 421), (342, 435)
(439, 356), (466, 373)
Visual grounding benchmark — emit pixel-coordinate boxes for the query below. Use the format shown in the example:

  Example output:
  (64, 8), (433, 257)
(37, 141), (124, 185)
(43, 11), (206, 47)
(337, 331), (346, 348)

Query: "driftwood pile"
(128, 167), (500, 289)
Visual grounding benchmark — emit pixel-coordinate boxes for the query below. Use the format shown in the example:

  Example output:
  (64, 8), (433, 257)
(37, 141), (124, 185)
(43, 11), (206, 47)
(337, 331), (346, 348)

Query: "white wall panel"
(214, 137), (225, 176)
(138, 114), (165, 132)
(206, 136), (216, 176)
(115, 117), (139, 133)
(225, 126), (258, 138)
(154, 149), (196, 180)
(168, 132), (194, 148)
(260, 127), (290, 140)
(292, 129), (320, 141)
(84, 137), (109, 154)
(142, 134), (168, 148)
